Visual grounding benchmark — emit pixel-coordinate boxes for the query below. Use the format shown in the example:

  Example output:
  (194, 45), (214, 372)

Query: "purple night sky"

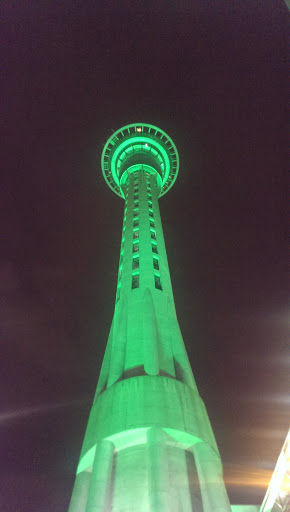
(1, 1), (288, 510)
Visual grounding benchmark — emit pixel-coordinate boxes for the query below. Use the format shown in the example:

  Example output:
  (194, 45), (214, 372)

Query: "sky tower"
(68, 123), (232, 512)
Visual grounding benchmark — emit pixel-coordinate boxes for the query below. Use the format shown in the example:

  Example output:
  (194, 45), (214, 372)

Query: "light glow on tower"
(68, 123), (233, 512)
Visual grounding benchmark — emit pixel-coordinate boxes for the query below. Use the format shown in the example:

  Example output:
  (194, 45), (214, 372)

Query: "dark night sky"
(1, 1), (288, 511)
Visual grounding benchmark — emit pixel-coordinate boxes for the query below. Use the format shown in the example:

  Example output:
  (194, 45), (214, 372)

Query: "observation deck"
(101, 123), (179, 198)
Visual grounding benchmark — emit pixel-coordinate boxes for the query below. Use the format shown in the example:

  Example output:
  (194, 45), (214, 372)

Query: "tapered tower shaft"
(68, 123), (231, 512)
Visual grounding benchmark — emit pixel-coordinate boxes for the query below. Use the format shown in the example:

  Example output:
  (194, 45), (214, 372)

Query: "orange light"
(137, 127), (142, 132)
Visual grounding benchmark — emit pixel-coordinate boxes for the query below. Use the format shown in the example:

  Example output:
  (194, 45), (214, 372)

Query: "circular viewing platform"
(101, 123), (179, 198)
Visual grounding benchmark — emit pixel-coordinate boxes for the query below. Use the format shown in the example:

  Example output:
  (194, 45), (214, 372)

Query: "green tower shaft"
(68, 124), (231, 512)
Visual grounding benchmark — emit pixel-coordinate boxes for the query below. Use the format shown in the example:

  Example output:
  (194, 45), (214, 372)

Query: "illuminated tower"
(68, 123), (232, 512)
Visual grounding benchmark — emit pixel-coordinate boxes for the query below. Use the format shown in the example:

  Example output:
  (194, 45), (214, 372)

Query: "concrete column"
(68, 470), (91, 512)
(179, 449), (193, 512)
(85, 439), (115, 512)
(147, 427), (171, 512)
(192, 442), (231, 512)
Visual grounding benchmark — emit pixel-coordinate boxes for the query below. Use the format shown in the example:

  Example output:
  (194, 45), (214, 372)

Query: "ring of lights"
(101, 123), (179, 198)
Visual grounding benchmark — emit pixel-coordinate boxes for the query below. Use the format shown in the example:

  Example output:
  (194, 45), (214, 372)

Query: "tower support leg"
(147, 427), (171, 512)
(85, 439), (115, 512)
(192, 442), (231, 512)
(68, 470), (91, 512)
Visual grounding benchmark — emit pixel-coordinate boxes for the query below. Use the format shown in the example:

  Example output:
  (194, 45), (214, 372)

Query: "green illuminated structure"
(68, 123), (232, 511)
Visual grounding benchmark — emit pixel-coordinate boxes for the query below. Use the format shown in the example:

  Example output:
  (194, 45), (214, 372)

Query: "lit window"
(133, 230), (139, 240)
(133, 243), (139, 253)
(136, 127), (142, 132)
(132, 274), (139, 288)
(153, 258), (159, 270)
(154, 274), (162, 290)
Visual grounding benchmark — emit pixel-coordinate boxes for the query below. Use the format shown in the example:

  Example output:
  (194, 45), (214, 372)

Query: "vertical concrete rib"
(147, 427), (171, 512)
(143, 288), (160, 375)
(95, 321), (114, 397)
(85, 439), (115, 512)
(169, 298), (196, 389)
(107, 296), (128, 387)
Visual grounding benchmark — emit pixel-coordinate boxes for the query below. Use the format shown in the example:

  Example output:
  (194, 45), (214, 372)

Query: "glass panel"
(154, 274), (162, 290)
(132, 274), (139, 289)
(153, 258), (159, 270)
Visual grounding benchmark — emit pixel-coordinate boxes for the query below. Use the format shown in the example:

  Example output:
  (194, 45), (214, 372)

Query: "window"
(133, 243), (139, 253)
(148, 200), (152, 207)
(133, 230), (139, 240)
(150, 219), (155, 228)
(152, 244), (158, 254)
(132, 274), (139, 289)
(153, 258), (159, 270)
(149, 211), (154, 218)
(133, 218), (139, 227)
(132, 256), (139, 269)
(151, 231), (156, 240)
(155, 274), (162, 290)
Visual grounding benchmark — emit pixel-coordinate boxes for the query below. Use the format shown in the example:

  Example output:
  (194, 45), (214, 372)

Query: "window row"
(132, 271), (162, 290)
(146, 174), (163, 291)
(132, 177), (140, 289)
(116, 185), (129, 302)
